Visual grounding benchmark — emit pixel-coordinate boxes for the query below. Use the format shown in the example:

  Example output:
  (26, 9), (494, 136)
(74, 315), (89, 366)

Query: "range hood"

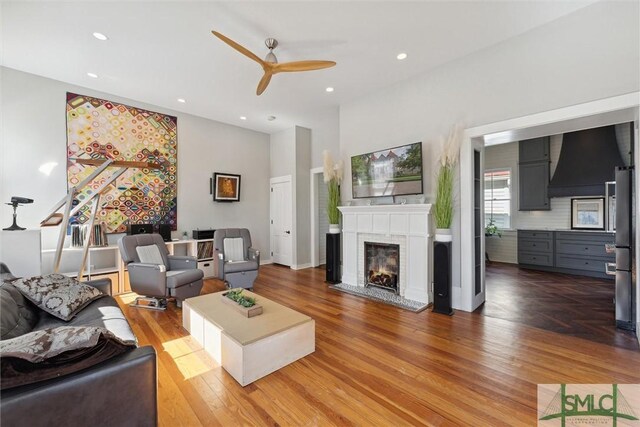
(547, 125), (624, 197)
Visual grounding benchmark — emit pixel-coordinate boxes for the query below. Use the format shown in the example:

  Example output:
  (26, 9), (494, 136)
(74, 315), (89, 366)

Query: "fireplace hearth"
(365, 242), (399, 293)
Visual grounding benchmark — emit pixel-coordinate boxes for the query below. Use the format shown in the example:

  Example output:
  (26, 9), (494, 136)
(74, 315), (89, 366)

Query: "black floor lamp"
(3, 197), (33, 231)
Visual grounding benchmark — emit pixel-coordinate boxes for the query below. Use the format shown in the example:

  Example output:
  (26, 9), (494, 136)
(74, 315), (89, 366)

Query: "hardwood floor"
(116, 264), (640, 426)
(479, 262), (639, 351)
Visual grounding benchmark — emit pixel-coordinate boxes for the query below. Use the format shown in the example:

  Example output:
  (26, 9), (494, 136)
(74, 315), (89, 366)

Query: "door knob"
(285, 230), (291, 234)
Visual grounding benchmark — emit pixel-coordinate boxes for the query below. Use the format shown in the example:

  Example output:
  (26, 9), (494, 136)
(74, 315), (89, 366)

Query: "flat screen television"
(351, 142), (423, 198)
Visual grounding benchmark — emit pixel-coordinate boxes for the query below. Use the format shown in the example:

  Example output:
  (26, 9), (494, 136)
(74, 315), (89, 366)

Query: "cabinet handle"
(585, 262), (589, 265)
(532, 244), (536, 247)
(204, 263), (210, 267)
(585, 247), (589, 250)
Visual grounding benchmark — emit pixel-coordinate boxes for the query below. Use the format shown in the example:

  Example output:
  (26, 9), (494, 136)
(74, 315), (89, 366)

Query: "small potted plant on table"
(221, 289), (263, 317)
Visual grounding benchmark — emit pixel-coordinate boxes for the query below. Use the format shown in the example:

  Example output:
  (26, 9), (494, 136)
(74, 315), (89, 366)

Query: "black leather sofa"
(0, 264), (158, 427)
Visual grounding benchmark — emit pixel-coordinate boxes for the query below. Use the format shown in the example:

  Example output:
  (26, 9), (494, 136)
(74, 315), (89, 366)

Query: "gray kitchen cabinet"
(518, 137), (550, 211)
(555, 232), (614, 277)
(518, 230), (615, 279)
(519, 137), (549, 163)
(517, 231), (553, 267)
(519, 162), (550, 210)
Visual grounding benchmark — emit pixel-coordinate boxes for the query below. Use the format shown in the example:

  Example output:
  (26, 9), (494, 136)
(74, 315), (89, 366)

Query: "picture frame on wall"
(212, 173), (241, 202)
(571, 197), (605, 230)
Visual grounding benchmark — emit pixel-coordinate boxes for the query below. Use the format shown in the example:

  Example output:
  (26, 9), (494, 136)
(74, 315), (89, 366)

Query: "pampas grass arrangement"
(434, 164), (454, 229)
(323, 150), (343, 225)
(434, 126), (462, 230)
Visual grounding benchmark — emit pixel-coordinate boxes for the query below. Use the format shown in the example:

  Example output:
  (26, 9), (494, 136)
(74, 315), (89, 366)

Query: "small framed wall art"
(212, 173), (241, 202)
(571, 197), (605, 230)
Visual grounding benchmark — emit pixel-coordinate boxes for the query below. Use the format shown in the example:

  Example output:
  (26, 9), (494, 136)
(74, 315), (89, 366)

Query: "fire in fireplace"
(365, 242), (399, 293)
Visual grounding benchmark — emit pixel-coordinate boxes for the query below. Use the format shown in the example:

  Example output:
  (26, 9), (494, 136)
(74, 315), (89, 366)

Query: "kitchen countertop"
(517, 228), (615, 234)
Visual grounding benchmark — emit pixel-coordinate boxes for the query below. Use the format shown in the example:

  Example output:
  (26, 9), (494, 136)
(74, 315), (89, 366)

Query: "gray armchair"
(214, 228), (260, 290)
(118, 234), (203, 309)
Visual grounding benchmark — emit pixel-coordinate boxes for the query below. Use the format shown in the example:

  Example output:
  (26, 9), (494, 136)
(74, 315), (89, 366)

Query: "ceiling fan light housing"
(265, 51), (278, 64)
(265, 38), (278, 50)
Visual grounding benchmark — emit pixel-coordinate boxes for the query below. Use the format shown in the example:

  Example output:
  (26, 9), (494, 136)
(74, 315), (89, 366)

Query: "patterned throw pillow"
(9, 274), (105, 321)
(0, 325), (136, 389)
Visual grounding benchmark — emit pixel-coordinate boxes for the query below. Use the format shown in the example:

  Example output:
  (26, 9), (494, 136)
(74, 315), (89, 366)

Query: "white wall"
(307, 106), (339, 169)
(269, 125), (312, 268)
(0, 67), (271, 257)
(317, 174), (329, 264)
(270, 127), (296, 179)
(295, 127), (312, 267)
(339, 1), (639, 289)
(306, 107), (338, 265)
(272, 106), (338, 170)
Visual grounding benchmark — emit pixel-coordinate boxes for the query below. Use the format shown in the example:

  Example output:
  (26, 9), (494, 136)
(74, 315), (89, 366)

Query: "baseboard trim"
(260, 259), (273, 266)
(518, 263), (614, 280)
(291, 263), (312, 270)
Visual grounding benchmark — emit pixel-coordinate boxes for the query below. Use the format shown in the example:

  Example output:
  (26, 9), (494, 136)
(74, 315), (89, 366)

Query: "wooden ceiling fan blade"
(211, 31), (264, 65)
(273, 60), (336, 73)
(256, 72), (272, 96)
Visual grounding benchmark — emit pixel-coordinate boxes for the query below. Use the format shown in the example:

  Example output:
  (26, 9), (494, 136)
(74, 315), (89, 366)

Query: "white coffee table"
(182, 290), (315, 386)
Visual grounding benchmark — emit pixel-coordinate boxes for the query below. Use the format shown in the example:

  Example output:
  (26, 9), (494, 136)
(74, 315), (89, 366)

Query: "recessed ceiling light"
(92, 32), (108, 41)
(87, 72), (98, 78)
(325, 87), (334, 93)
(397, 53), (407, 60)
(177, 98), (186, 103)
(240, 116), (247, 120)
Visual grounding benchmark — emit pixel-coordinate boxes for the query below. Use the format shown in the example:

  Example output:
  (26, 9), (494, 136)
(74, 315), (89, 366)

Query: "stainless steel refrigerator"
(615, 166), (636, 330)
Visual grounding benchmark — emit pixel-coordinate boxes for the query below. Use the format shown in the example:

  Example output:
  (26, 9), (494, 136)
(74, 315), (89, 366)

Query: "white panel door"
(270, 178), (293, 266)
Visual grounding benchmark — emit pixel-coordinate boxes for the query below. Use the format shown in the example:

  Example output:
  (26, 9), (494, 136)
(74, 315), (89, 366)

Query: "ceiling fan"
(212, 31), (336, 96)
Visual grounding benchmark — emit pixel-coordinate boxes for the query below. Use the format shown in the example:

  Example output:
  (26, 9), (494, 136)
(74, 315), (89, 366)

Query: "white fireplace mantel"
(338, 204), (433, 304)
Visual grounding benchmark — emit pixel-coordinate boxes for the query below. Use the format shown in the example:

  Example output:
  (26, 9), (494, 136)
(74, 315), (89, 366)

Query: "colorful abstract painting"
(66, 92), (178, 233)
